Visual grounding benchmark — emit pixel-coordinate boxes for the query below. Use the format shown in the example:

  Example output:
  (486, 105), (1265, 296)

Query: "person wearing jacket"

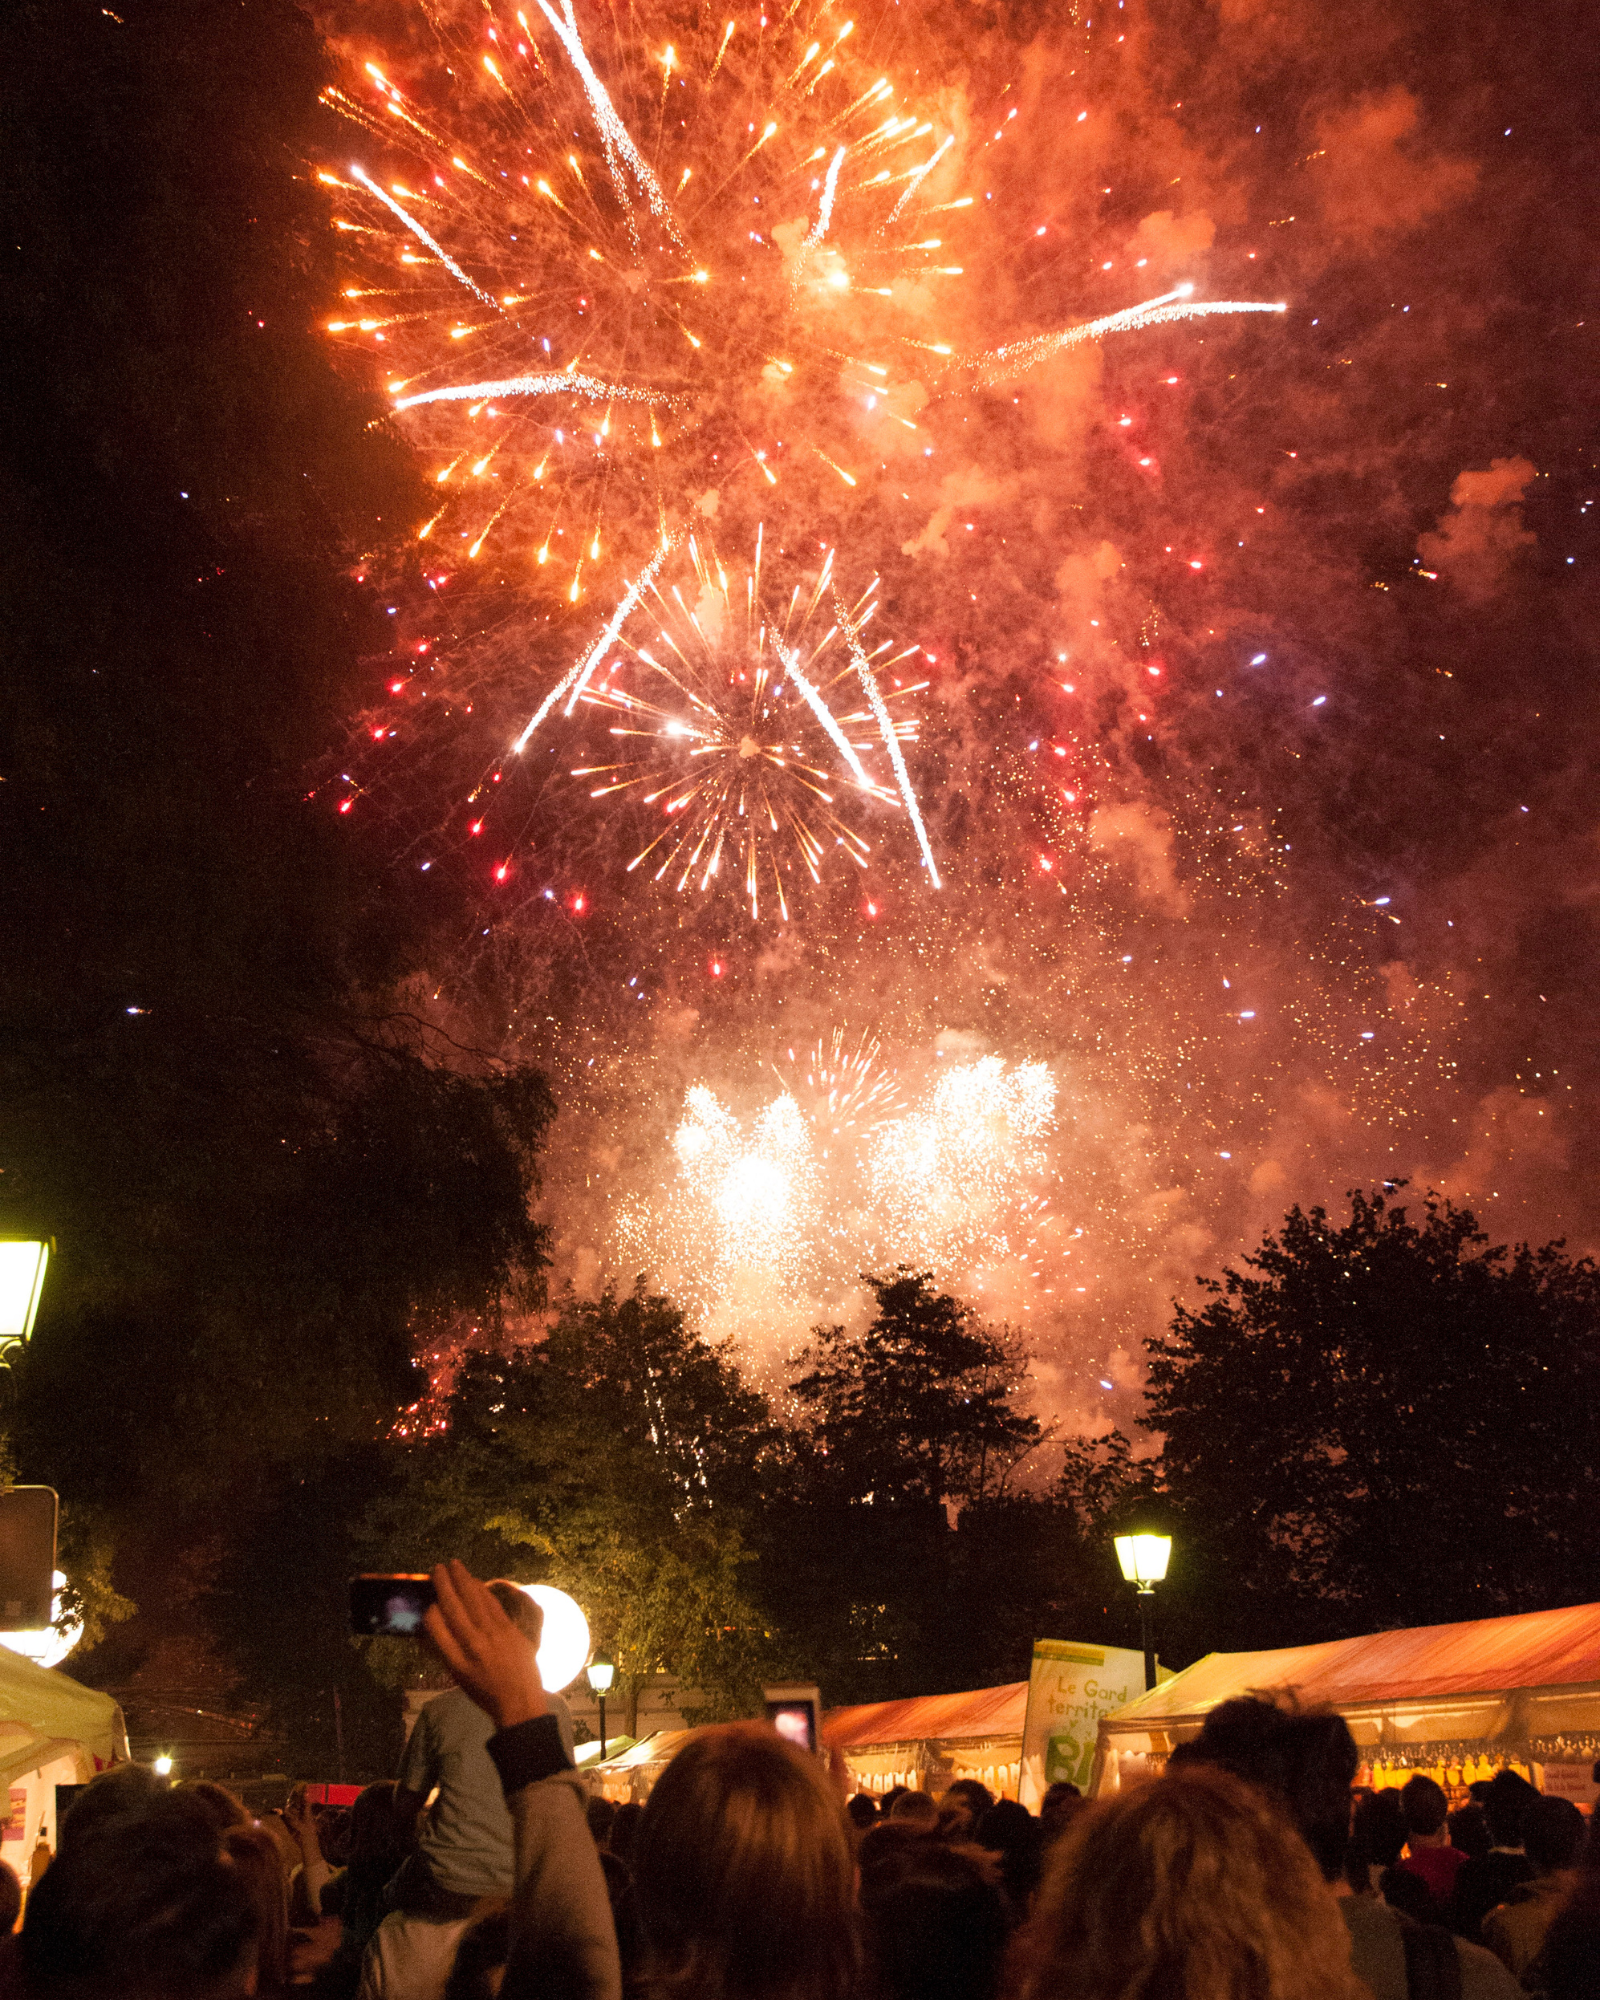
(422, 1561), (621, 2000)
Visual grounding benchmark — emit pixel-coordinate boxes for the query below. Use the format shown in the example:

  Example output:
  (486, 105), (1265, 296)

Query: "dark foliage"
(1145, 1183), (1600, 1640)
(0, 0), (558, 1759)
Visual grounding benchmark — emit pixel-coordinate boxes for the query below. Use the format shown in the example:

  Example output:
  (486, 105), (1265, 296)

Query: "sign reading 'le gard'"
(1018, 1640), (1146, 1807)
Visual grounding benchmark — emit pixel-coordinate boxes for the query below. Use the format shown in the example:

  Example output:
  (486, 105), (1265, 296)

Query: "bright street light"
(1114, 1532), (1172, 1690)
(518, 1585), (591, 1692)
(587, 1652), (615, 1761)
(1114, 1533), (1172, 1589)
(0, 1240), (51, 1362)
(0, 1570), (80, 1669)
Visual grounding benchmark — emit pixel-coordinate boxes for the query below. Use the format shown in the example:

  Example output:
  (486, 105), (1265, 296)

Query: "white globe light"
(0, 1571), (81, 1671)
(522, 1585), (590, 1692)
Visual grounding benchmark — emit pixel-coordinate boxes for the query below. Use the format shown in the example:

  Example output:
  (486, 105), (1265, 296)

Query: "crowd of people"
(2, 1561), (1596, 2000)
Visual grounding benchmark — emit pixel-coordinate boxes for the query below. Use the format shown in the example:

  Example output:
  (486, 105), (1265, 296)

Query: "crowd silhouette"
(7, 1562), (1595, 2000)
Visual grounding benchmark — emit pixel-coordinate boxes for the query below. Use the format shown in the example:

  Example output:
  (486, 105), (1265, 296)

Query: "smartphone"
(763, 1684), (822, 1754)
(349, 1574), (435, 1637)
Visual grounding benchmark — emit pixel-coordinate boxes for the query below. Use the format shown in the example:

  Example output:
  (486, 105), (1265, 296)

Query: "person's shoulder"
(426, 1685), (491, 1731)
(1455, 1932), (1524, 2000)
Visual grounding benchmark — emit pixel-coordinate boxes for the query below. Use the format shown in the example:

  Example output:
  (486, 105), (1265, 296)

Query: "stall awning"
(0, 1647), (126, 1782)
(1105, 1600), (1600, 1727)
(1091, 1600), (1600, 1795)
(822, 1682), (1028, 1754)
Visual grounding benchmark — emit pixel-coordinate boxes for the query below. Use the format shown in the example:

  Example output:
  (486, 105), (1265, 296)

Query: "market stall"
(822, 1682), (1028, 1797)
(0, 1644), (129, 1873)
(585, 1728), (698, 1804)
(1090, 1598), (1600, 1804)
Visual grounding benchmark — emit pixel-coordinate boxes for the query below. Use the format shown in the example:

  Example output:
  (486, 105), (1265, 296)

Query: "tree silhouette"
(792, 1270), (1043, 1508)
(1146, 1183), (1600, 1636)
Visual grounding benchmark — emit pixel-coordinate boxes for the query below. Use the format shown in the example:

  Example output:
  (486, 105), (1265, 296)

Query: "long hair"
(1011, 1766), (1365, 2000)
(221, 1827), (288, 1993)
(633, 1723), (858, 2000)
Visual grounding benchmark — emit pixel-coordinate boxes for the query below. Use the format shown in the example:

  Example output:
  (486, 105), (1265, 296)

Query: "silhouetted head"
(860, 1831), (1009, 2000)
(633, 1723), (858, 2000)
(1526, 1796), (1585, 1874)
(1190, 1699), (1359, 1882)
(1482, 1769), (1538, 1848)
(23, 1791), (256, 2000)
(1349, 1789), (1407, 1881)
(1400, 1775), (1449, 1838)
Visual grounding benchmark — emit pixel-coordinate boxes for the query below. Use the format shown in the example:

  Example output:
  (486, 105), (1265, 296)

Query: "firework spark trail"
(512, 535), (678, 753)
(803, 146), (848, 253)
(885, 134), (954, 228)
(348, 164), (497, 307)
(976, 290), (1289, 383)
(395, 372), (672, 413)
(775, 640), (874, 790)
(532, 0), (688, 252)
(834, 589), (942, 890)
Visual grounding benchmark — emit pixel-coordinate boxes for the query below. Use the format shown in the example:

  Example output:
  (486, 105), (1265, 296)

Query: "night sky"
(14, 0), (1600, 1428)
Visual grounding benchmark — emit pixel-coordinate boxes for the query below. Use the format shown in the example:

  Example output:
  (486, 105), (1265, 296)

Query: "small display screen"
(767, 1699), (817, 1753)
(349, 1575), (436, 1637)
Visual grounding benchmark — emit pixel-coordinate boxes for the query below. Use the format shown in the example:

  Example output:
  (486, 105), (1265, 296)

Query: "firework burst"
(617, 1052), (1059, 1335)
(318, 0), (1282, 904)
(566, 532), (925, 916)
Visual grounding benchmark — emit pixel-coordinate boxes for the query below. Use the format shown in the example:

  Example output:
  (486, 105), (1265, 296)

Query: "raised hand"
(423, 1559), (548, 1731)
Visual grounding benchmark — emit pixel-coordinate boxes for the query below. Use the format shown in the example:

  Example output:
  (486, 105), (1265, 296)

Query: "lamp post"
(1114, 1532), (1172, 1692)
(587, 1653), (615, 1760)
(0, 1240), (51, 1368)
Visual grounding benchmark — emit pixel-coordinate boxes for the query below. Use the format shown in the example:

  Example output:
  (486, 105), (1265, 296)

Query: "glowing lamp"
(587, 1651), (615, 1760)
(0, 1571), (80, 1670)
(1114, 1534), (1172, 1590)
(521, 1585), (591, 1692)
(0, 1240), (50, 1358)
(1114, 1533), (1172, 1694)
(152, 1755), (174, 1777)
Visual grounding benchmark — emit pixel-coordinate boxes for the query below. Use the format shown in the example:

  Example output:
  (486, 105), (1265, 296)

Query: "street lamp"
(0, 1240), (51, 1366)
(1114, 1532), (1172, 1692)
(587, 1653), (615, 1760)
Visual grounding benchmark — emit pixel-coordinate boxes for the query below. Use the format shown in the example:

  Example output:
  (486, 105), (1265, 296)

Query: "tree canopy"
(792, 1269), (1043, 1508)
(1145, 1184), (1600, 1638)
(360, 1288), (782, 1727)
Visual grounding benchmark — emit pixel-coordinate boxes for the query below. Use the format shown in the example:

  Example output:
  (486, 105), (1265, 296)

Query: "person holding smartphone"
(415, 1564), (620, 2000)
(365, 1583), (578, 1999)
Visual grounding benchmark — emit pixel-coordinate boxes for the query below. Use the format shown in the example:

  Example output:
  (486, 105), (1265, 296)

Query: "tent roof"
(0, 1644), (125, 1781)
(823, 1682), (1028, 1752)
(592, 1729), (698, 1771)
(1103, 1600), (1600, 1730)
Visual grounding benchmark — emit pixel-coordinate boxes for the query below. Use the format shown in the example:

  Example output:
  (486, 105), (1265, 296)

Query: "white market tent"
(1091, 1599), (1600, 1802)
(0, 1646), (129, 1863)
(583, 1685), (1033, 1803)
(586, 1728), (697, 1804)
(821, 1684), (1029, 1797)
